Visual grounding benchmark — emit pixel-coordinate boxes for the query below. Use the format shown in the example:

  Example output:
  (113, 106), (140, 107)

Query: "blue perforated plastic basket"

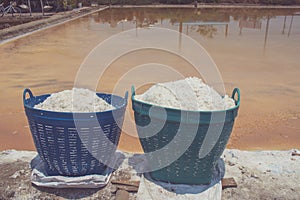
(132, 86), (240, 185)
(23, 88), (128, 176)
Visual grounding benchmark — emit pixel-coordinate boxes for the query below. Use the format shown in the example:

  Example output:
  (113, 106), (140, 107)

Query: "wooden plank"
(116, 185), (139, 193)
(111, 180), (140, 187)
(292, 152), (300, 156)
(116, 189), (129, 200)
(222, 177), (237, 189)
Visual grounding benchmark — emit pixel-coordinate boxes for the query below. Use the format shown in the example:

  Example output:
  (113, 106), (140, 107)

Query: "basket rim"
(131, 94), (240, 114)
(24, 92), (128, 115)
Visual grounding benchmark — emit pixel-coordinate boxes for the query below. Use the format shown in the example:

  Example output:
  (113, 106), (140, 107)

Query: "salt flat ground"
(0, 149), (299, 199)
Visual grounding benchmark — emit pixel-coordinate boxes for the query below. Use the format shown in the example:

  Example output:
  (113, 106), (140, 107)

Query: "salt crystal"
(134, 77), (235, 111)
(34, 88), (115, 112)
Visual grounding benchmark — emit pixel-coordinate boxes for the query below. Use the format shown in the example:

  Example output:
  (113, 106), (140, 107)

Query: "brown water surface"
(0, 8), (300, 151)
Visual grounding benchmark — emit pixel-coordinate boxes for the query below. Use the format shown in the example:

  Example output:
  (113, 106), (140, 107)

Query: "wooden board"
(111, 180), (140, 187)
(222, 177), (237, 189)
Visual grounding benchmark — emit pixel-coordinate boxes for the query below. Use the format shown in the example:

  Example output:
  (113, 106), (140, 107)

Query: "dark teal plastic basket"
(23, 88), (128, 176)
(132, 86), (240, 185)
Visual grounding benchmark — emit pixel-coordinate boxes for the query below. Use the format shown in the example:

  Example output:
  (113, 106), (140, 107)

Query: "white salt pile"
(134, 77), (235, 111)
(34, 88), (115, 112)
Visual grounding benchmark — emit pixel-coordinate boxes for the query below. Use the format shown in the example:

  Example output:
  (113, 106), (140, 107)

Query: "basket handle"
(131, 85), (136, 97)
(231, 88), (240, 106)
(124, 91), (129, 102)
(23, 88), (34, 103)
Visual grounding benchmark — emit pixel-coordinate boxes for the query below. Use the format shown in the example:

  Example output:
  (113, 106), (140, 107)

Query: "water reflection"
(89, 8), (299, 51)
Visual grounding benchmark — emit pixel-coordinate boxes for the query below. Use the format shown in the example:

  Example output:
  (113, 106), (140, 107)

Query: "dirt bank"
(0, 6), (108, 44)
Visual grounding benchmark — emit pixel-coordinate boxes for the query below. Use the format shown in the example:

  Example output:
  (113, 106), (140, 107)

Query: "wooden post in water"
(264, 15), (270, 53)
(40, 0), (44, 16)
(27, 0), (32, 16)
(225, 24), (228, 38)
(186, 25), (189, 35)
(288, 15), (294, 37)
(282, 16), (287, 35)
(178, 21), (183, 50)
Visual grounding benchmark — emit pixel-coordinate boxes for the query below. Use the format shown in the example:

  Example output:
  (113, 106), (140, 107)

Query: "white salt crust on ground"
(34, 88), (115, 112)
(1, 149), (300, 199)
(135, 77), (236, 111)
